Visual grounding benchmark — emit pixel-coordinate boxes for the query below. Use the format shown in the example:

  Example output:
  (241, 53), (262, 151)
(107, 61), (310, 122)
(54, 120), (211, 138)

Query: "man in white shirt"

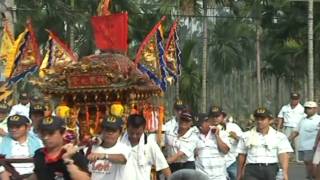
(165, 109), (198, 172)
(220, 111), (243, 180)
(165, 99), (185, 132)
(87, 116), (130, 180)
(289, 101), (320, 180)
(277, 92), (304, 162)
(121, 114), (171, 180)
(237, 107), (293, 180)
(195, 113), (230, 180)
(9, 92), (30, 117)
(0, 115), (43, 180)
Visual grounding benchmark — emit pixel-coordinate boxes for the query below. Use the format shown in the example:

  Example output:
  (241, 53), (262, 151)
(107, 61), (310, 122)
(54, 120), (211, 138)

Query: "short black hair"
(127, 114), (146, 129)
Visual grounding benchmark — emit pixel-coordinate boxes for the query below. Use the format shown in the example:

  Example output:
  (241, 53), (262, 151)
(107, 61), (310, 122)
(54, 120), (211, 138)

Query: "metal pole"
(308, 0), (314, 100)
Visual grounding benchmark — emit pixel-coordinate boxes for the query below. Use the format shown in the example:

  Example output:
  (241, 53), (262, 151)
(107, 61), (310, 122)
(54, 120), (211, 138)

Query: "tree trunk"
(201, 0), (208, 112)
(70, 0), (75, 50)
(308, 0), (314, 100)
(256, 20), (262, 106)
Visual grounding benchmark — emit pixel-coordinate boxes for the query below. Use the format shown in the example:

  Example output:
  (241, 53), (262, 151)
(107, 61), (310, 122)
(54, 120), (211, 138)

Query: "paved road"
(289, 162), (305, 180)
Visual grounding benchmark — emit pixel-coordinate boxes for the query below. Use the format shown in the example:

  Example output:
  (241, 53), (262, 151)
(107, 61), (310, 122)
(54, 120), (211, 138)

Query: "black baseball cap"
(173, 99), (186, 110)
(253, 107), (273, 118)
(19, 92), (28, 100)
(102, 116), (123, 130)
(30, 104), (45, 114)
(290, 92), (300, 100)
(39, 116), (66, 132)
(196, 113), (209, 127)
(7, 115), (30, 127)
(208, 105), (223, 117)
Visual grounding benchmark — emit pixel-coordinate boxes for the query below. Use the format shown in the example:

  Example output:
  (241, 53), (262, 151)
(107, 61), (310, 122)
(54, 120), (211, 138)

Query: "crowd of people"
(0, 92), (319, 180)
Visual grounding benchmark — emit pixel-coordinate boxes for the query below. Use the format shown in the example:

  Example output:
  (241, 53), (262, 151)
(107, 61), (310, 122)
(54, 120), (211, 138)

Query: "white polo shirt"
(225, 122), (243, 167)
(5, 140), (34, 175)
(165, 126), (198, 163)
(237, 127), (293, 164)
(88, 142), (130, 180)
(294, 114), (320, 151)
(9, 103), (30, 118)
(278, 103), (305, 128)
(0, 118), (8, 144)
(195, 130), (230, 180)
(121, 133), (169, 180)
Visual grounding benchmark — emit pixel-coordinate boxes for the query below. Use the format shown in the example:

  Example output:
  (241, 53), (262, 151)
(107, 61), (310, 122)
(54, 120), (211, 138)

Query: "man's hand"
(61, 143), (78, 160)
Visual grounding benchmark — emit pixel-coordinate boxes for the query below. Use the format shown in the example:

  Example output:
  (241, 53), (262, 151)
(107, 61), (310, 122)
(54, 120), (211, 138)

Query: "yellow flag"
(0, 23), (14, 63)
(4, 29), (28, 78)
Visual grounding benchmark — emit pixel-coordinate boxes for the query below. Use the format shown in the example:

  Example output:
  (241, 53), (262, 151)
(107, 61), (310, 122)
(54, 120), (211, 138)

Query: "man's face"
(178, 119), (192, 132)
(20, 98), (29, 105)
(40, 129), (65, 149)
(290, 99), (299, 106)
(174, 109), (183, 119)
(127, 126), (144, 145)
(305, 107), (317, 117)
(8, 124), (29, 140)
(208, 114), (223, 126)
(101, 128), (121, 147)
(255, 117), (272, 131)
(30, 113), (44, 127)
(199, 121), (210, 134)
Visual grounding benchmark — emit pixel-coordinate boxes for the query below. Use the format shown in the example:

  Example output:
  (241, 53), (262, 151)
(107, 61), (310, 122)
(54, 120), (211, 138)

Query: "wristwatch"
(63, 159), (74, 165)
(104, 154), (109, 160)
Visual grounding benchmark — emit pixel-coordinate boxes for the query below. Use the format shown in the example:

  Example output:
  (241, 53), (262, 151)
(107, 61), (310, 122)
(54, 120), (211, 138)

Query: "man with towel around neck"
(237, 107), (293, 180)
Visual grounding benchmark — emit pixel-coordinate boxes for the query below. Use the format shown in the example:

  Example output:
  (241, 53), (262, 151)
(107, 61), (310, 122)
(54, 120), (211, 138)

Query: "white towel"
(245, 126), (277, 150)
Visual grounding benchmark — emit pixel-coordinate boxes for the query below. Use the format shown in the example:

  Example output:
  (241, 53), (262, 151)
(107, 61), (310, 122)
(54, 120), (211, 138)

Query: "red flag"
(91, 12), (128, 53)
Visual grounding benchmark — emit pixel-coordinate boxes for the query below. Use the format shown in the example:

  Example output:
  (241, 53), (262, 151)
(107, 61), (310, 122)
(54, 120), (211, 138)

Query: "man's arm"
(161, 167), (172, 178)
(288, 131), (299, 142)
(166, 151), (186, 164)
(64, 162), (90, 180)
(237, 153), (246, 180)
(277, 118), (284, 130)
(27, 173), (38, 180)
(214, 129), (230, 154)
(278, 153), (289, 180)
(314, 129), (320, 150)
(87, 153), (127, 164)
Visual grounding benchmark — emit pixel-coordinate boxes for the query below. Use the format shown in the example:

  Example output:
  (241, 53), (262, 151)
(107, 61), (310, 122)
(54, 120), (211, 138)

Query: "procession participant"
(195, 113), (230, 180)
(9, 92), (30, 117)
(165, 109), (198, 172)
(87, 116), (130, 180)
(0, 115), (42, 180)
(313, 123), (320, 180)
(289, 101), (320, 180)
(29, 104), (45, 138)
(165, 99), (185, 132)
(237, 107), (293, 180)
(277, 92), (305, 162)
(121, 114), (171, 180)
(219, 109), (243, 180)
(0, 102), (9, 142)
(28, 116), (90, 180)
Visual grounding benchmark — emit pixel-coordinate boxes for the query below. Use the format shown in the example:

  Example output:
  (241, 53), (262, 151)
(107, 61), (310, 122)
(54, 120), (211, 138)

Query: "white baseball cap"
(304, 101), (318, 108)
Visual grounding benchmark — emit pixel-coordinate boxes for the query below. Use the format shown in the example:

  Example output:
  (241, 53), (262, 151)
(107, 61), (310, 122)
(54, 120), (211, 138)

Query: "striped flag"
(134, 16), (168, 91)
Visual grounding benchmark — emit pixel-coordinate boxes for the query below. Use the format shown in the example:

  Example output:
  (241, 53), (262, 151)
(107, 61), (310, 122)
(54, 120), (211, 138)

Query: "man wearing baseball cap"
(289, 101), (320, 179)
(29, 116), (90, 180)
(0, 115), (42, 179)
(8, 92), (30, 117)
(165, 99), (186, 132)
(237, 107), (293, 180)
(87, 116), (130, 180)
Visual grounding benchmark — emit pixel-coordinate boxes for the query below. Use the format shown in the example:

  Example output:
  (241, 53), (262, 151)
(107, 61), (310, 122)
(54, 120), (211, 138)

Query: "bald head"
(169, 169), (209, 180)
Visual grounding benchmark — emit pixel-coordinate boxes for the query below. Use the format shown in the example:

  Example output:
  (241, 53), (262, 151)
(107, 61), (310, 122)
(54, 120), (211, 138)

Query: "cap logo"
(107, 116), (116, 123)
(0, 104), (7, 109)
(10, 115), (20, 121)
(43, 117), (53, 125)
(176, 100), (183, 105)
(211, 107), (220, 112)
(256, 108), (266, 113)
